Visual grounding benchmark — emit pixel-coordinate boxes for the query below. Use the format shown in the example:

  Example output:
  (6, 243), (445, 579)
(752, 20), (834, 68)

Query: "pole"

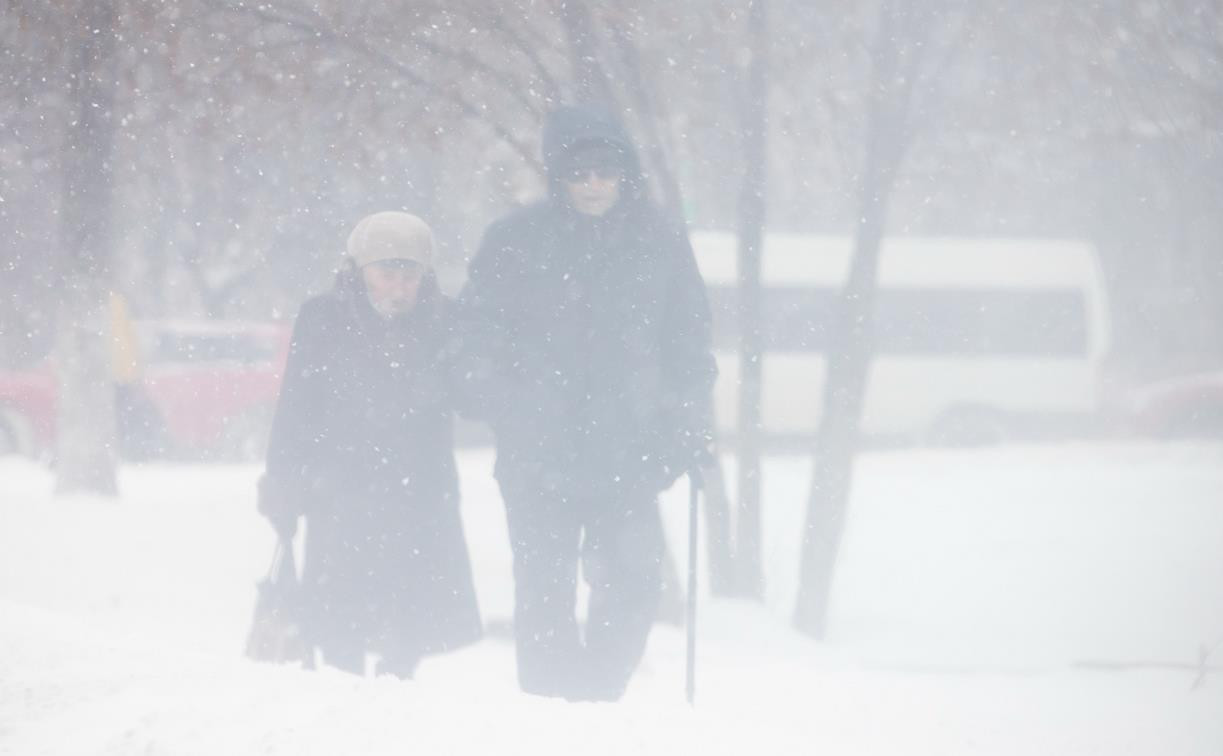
(686, 467), (702, 705)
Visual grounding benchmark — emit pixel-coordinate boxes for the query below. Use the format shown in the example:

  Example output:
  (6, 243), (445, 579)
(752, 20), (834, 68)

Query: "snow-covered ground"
(2, 442), (1222, 755)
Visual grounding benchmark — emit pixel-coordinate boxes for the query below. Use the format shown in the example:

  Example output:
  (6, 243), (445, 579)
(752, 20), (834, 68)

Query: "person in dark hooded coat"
(259, 211), (482, 678)
(457, 106), (717, 701)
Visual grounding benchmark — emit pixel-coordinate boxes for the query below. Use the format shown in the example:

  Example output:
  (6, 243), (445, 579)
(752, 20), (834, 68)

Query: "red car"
(0, 320), (290, 461)
(1120, 369), (1223, 438)
(0, 366), (56, 458)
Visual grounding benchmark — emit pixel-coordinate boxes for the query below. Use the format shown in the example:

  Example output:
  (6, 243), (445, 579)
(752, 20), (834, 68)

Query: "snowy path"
(2, 443), (1222, 755)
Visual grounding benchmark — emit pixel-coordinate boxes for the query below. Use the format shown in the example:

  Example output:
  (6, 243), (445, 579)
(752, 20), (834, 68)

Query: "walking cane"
(686, 466), (702, 706)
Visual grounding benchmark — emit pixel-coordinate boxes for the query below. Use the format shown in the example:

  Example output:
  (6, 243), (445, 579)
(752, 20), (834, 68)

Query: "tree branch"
(206, 0), (543, 171)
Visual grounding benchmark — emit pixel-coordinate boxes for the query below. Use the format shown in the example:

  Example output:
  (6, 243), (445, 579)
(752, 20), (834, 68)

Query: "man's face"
(562, 149), (624, 217)
(361, 260), (425, 317)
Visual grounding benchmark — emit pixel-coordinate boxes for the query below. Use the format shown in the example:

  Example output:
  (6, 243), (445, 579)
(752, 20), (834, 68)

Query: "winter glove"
(644, 411), (717, 493)
(257, 474), (300, 541)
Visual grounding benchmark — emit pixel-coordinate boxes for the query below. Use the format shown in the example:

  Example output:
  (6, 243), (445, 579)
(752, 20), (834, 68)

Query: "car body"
(1119, 369), (1223, 438)
(0, 320), (290, 460)
(0, 367), (56, 457)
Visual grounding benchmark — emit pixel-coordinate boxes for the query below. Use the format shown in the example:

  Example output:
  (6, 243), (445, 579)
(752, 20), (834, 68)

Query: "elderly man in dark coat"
(259, 211), (482, 678)
(457, 106), (717, 701)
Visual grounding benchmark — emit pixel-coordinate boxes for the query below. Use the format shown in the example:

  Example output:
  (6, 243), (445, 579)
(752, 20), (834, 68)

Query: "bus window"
(708, 287), (1089, 356)
(876, 289), (1089, 356)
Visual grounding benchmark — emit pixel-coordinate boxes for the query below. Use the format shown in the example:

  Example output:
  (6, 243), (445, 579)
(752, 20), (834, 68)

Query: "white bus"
(691, 232), (1112, 444)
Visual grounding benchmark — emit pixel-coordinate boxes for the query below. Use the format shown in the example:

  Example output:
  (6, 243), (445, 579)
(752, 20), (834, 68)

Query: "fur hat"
(346, 211), (434, 269)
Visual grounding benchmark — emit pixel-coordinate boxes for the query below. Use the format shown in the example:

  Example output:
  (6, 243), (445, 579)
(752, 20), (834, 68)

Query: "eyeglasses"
(563, 165), (623, 183)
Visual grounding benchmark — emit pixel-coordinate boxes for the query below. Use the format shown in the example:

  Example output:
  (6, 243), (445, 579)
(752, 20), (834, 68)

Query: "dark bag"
(245, 539), (311, 665)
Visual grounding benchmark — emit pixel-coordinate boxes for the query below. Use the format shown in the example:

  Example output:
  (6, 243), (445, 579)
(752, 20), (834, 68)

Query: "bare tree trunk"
(733, 0), (769, 600)
(790, 196), (887, 638)
(597, 10), (741, 595)
(56, 0), (119, 496)
(553, 0), (746, 613)
(557, 0), (614, 105)
(656, 537), (685, 626)
(793, 0), (923, 638)
(607, 21), (686, 221)
(700, 457), (738, 595)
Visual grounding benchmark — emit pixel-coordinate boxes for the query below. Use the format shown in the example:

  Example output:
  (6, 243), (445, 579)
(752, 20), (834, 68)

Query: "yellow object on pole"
(108, 291), (141, 385)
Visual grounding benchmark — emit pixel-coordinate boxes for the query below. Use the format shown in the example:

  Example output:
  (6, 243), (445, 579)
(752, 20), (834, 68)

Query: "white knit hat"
(346, 211), (434, 269)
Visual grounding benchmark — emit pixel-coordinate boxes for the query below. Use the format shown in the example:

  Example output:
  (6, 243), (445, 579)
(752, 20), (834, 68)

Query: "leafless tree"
(793, 0), (961, 638)
(55, 0), (121, 495)
(732, 0), (769, 600)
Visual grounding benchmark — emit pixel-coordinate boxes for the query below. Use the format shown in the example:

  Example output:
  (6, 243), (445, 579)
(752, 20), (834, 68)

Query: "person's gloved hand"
(644, 415), (717, 494)
(257, 475), (299, 541)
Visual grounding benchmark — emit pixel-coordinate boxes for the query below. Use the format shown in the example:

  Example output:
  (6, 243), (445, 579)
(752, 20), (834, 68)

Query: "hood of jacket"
(540, 104), (646, 209)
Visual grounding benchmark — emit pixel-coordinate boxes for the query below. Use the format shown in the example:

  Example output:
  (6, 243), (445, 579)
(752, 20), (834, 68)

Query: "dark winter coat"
(263, 271), (482, 658)
(457, 106), (717, 500)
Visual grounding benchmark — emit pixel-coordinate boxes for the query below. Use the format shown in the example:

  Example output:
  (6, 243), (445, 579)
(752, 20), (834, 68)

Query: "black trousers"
(501, 483), (665, 701)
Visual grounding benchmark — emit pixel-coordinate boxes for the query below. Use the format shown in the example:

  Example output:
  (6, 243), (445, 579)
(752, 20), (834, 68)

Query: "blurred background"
(5, 2), (1221, 457)
(1, 2), (1220, 535)
(1, 0), (1222, 693)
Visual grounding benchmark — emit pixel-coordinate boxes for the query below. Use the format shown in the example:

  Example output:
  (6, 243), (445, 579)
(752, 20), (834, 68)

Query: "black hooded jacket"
(457, 106), (717, 498)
